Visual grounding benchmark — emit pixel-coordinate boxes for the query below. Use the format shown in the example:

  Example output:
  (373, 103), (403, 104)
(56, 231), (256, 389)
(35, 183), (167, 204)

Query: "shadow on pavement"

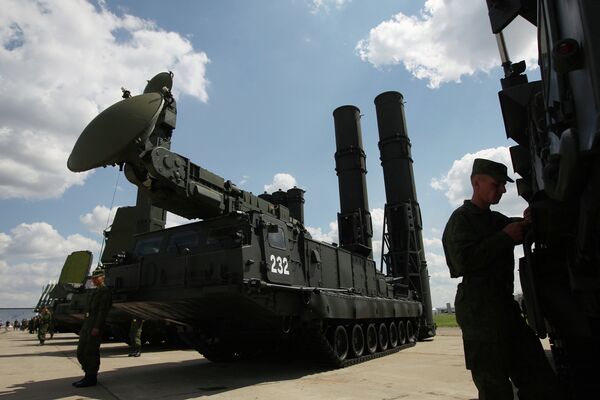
(0, 355), (326, 399)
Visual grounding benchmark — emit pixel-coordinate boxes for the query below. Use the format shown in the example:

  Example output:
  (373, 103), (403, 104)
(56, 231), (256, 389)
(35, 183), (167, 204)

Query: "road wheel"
(406, 320), (416, 343)
(366, 324), (378, 354)
(332, 325), (349, 361)
(397, 321), (406, 345)
(388, 321), (398, 348)
(378, 323), (389, 351)
(350, 324), (364, 357)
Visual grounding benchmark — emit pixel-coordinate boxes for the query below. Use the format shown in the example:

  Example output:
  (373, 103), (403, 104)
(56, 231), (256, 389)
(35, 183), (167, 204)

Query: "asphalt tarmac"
(0, 327), (543, 400)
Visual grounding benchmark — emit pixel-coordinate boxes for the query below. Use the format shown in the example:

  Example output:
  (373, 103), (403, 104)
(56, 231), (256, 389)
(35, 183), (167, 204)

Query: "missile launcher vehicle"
(68, 72), (435, 366)
(486, 0), (600, 396)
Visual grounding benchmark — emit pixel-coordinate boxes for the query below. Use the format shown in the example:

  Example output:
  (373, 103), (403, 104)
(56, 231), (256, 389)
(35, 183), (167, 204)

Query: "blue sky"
(0, 0), (538, 307)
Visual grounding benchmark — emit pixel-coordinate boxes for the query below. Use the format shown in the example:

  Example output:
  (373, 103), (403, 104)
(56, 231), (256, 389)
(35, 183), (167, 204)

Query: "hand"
(503, 221), (527, 242)
(91, 328), (100, 337)
(523, 207), (532, 224)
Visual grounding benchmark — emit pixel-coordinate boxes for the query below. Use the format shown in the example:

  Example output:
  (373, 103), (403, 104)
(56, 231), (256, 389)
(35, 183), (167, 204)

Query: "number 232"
(270, 255), (289, 275)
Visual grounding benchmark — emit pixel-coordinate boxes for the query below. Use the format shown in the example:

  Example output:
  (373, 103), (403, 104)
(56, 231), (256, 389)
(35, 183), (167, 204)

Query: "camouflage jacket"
(443, 200), (521, 341)
(442, 200), (516, 290)
(39, 311), (52, 327)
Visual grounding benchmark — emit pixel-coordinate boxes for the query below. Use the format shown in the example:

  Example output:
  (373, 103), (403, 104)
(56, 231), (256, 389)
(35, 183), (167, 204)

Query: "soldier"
(37, 307), (52, 345)
(442, 158), (559, 400)
(48, 314), (55, 339)
(72, 267), (112, 388)
(128, 318), (144, 357)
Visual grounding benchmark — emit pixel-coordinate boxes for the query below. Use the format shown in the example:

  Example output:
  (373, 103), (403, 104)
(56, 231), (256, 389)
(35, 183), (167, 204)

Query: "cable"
(96, 169), (121, 266)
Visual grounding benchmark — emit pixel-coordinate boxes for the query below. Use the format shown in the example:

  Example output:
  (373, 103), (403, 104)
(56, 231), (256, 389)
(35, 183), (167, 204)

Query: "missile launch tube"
(374, 91), (435, 337)
(333, 105), (373, 258)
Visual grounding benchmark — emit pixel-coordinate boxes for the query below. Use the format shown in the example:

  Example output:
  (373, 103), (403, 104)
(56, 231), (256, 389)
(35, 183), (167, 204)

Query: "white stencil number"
(270, 254), (289, 275)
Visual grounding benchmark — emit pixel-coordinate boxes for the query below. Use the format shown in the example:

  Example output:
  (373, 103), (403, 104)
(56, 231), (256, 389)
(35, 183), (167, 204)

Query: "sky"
(0, 0), (538, 308)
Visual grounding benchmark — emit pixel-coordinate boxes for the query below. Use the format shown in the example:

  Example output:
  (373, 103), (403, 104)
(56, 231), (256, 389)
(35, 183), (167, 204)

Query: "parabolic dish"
(144, 72), (173, 94)
(68, 92), (164, 172)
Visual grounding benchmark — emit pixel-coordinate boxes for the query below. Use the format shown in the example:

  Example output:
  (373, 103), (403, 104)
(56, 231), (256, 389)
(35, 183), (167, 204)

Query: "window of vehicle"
(267, 226), (286, 249)
(133, 236), (163, 257)
(166, 231), (199, 254)
(205, 225), (249, 249)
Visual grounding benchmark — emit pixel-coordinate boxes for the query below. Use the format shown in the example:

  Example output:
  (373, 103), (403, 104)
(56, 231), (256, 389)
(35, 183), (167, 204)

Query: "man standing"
(37, 307), (52, 345)
(442, 158), (558, 400)
(72, 267), (112, 388)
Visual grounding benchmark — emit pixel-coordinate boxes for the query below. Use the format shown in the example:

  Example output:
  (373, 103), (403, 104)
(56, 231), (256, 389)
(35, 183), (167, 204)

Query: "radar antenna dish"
(144, 71), (174, 94)
(68, 92), (164, 172)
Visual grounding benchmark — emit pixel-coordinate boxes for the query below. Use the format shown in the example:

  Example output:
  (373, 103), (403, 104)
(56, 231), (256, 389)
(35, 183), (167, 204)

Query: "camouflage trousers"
(37, 324), (49, 343)
(455, 283), (560, 400)
(77, 329), (102, 376)
(129, 319), (143, 351)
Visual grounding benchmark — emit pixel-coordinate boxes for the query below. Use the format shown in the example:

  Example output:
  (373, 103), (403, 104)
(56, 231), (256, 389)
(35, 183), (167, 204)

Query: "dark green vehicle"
(67, 72), (435, 366)
(486, 0), (600, 396)
(34, 250), (93, 334)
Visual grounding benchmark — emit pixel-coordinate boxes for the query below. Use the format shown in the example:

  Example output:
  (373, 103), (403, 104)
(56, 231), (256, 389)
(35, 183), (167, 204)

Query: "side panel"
(364, 258), (378, 296)
(321, 246), (339, 288)
(351, 254), (367, 293)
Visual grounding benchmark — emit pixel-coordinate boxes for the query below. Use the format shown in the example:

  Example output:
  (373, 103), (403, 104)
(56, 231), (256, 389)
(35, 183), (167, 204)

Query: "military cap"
(471, 158), (514, 183)
(91, 266), (105, 278)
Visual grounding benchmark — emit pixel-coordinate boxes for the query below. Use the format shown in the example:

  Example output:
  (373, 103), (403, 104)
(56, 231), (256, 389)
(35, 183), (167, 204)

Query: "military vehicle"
(34, 214), (181, 345)
(485, 0), (600, 396)
(35, 86), (182, 343)
(34, 250), (93, 334)
(67, 71), (435, 366)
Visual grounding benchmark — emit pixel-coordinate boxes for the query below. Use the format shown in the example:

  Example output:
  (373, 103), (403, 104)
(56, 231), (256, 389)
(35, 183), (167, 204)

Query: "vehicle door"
(262, 218), (292, 285)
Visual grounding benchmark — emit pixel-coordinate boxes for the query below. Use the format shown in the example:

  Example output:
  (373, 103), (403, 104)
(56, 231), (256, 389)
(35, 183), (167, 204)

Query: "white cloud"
(165, 212), (194, 229)
(0, 222), (100, 307)
(239, 175), (249, 186)
(423, 237), (442, 249)
(307, 221), (339, 244)
(264, 173), (298, 193)
(80, 205), (121, 235)
(0, 232), (10, 254)
(431, 146), (527, 216)
(356, 0), (537, 88)
(1, 222), (100, 261)
(0, 0), (210, 199)
(309, 0), (351, 14)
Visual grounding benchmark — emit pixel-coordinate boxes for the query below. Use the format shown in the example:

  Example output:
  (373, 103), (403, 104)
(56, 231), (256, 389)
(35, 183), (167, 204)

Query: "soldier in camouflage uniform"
(37, 307), (52, 345)
(72, 267), (112, 388)
(442, 158), (559, 400)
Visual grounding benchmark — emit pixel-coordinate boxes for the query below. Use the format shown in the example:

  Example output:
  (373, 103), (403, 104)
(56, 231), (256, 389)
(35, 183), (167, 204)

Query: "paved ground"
(0, 328), (543, 400)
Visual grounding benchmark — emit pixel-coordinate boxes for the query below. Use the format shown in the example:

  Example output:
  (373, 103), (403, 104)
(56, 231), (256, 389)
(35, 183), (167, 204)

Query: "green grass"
(433, 313), (458, 328)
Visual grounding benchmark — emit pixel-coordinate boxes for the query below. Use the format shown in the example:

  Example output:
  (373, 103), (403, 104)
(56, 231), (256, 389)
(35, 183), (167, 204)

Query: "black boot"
(73, 374), (97, 388)
(72, 377), (86, 387)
